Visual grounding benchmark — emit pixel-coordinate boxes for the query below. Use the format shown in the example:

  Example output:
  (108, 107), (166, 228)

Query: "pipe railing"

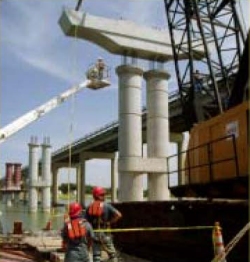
(167, 134), (239, 187)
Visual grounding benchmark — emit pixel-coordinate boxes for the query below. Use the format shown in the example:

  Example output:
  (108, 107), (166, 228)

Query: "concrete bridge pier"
(52, 165), (59, 206)
(77, 155), (86, 206)
(76, 152), (118, 206)
(28, 137), (39, 212)
(144, 69), (171, 200)
(116, 65), (144, 202)
(41, 137), (52, 213)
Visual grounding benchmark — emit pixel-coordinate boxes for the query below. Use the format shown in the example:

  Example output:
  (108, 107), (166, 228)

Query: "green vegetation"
(58, 193), (76, 200)
(58, 183), (148, 197)
(58, 184), (112, 195)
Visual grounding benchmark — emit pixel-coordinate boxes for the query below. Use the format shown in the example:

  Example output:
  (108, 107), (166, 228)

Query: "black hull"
(113, 200), (249, 262)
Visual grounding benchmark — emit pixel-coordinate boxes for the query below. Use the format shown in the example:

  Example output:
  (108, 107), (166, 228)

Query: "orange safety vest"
(66, 218), (87, 240)
(88, 201), (104, 217)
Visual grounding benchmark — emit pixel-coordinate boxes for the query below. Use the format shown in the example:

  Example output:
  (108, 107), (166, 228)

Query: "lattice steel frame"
(164, 0), (246, 126)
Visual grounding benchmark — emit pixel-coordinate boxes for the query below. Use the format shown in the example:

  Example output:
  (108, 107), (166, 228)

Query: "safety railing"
(167, 134), (239, 188)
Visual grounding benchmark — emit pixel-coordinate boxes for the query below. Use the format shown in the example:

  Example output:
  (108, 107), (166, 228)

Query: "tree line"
(58, 183), (112, 195)
(58, 183), (148, 197)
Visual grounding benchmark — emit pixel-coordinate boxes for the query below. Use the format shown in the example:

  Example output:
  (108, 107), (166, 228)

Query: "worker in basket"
(86, 57), (106, 81)
(85, 186), (122, 262)
(96, 57), (106, 80)
(193, 69), (204, 92)
(61, 202), (94, 262)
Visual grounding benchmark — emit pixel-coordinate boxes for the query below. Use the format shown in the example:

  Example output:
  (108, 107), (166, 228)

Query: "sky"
(0, 0), (249, 187)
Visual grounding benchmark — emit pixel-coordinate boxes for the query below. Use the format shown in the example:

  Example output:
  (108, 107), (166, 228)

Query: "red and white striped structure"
(5, 163), (22, 190)
(212, 221), (227, 262)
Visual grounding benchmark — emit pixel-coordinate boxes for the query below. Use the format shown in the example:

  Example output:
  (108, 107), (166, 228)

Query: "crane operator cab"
(86, 57), (110, 90)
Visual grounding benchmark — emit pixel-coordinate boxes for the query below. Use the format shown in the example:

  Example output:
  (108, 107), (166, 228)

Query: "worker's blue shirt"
(85, 201), (118, 228)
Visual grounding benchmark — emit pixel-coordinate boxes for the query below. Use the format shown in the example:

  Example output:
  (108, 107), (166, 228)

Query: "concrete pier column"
(28, 137), (39, 212)
(111, 153), (118, 202)
(76, 165), (85, 205)
(41, 137), (52, 212)
(116, 65), (144, 202)
(144, 69), (171, 200)
(52, 166), (59, 205)
(78, 154), (86, 207)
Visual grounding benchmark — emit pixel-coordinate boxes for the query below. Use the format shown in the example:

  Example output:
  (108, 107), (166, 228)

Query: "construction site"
(0, 0), (249, 261)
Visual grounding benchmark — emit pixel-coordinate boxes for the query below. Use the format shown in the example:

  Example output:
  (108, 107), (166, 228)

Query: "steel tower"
(164, 0), (246, 129)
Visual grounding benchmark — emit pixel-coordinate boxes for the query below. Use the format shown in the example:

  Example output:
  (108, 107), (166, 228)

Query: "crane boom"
(0, 78), (109, 144)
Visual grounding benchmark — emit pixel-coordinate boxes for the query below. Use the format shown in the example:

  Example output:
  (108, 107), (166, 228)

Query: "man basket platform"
(86, 58), (110, 90)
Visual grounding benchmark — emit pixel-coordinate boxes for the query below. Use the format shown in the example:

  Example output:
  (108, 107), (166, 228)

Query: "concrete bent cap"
(59, 9), (204, 62)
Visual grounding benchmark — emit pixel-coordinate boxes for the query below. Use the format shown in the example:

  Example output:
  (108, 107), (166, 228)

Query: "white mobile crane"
(0, 62), (110, 144)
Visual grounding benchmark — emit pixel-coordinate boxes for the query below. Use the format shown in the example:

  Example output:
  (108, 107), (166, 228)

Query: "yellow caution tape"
(47, 214), (215, 232)
(94, 225), (214, 233)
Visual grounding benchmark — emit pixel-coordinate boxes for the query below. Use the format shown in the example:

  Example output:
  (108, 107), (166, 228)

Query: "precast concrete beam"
(80, 151), (116, 159)
(59, 9), (203, 62)
(52, 162), (78, 169)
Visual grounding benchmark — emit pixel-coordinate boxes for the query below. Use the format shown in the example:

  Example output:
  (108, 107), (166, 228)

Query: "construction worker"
(86, 66), (99, 80)
(85, 186), (122, 262)
(96, 57), (106, 80)
(193, 69), (203, 92)
(61, 202), (94, 262)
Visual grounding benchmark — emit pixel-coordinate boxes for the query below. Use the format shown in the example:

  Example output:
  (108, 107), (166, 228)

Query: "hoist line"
(67, 19), (79, 209)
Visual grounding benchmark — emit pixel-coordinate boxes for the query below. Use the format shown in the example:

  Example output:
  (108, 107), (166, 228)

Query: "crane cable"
(75, 0), (83, 11)
(66, 16), (80, 209)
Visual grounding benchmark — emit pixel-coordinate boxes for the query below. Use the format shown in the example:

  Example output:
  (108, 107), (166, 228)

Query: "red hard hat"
(92, 186), (106, 199)
(69, 202), (82, 218)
